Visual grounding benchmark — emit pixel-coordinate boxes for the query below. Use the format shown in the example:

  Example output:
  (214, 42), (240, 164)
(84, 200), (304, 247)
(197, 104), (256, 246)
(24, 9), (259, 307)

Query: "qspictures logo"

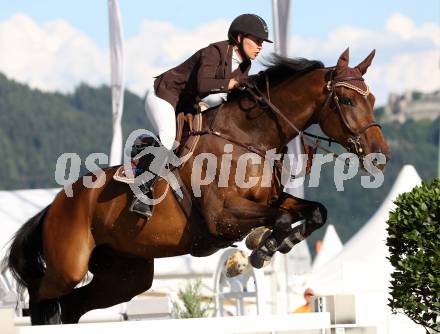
(54, 129), (387, 205)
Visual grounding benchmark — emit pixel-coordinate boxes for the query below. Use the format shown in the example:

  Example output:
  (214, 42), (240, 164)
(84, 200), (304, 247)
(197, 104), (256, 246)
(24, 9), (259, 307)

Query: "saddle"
(114, 102), (207, 182)
(113, 102), (208, 218)
(175, 101), (207, 160)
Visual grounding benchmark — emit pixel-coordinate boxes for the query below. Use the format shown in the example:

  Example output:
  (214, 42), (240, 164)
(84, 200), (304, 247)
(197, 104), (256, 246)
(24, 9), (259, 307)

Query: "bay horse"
(4, 48), (389, 324)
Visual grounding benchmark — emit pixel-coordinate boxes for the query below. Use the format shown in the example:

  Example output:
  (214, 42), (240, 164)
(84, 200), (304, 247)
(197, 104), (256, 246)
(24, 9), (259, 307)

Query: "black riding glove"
(236, 76), (256, 89)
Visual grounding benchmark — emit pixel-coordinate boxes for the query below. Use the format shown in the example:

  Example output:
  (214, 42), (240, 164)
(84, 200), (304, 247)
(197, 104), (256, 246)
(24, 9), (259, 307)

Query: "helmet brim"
(247, 33), (273, 43)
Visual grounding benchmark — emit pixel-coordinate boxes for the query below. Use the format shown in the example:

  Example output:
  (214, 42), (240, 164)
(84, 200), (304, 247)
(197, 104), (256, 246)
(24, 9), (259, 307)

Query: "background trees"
(0, 72), (438, 250)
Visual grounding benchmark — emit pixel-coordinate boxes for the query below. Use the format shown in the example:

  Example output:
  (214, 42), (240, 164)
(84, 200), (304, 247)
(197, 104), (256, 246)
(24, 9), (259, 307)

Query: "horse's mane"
(227, 54), (325, 102)
(224, 54), (325, 104)
(260, 53), (325, 85)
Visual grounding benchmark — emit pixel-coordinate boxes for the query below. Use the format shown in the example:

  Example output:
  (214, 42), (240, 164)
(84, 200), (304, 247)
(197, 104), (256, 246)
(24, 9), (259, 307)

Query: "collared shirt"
(231, 47), (243, 72)
(204, 47), (243, 104)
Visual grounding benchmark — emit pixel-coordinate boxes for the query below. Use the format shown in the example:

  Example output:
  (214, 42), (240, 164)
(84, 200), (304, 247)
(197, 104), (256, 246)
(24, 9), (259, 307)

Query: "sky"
(0, 0), (439, 105)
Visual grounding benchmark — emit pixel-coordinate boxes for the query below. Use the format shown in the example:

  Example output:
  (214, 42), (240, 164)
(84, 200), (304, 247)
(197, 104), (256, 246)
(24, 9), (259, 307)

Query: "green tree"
(0, 73), (150, 190)
(172, 279), (214, 319)
(387, 178), (440, 332)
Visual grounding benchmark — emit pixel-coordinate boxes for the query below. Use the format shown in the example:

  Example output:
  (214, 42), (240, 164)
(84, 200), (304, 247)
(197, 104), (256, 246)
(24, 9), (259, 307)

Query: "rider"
(130, 13), (272, 217)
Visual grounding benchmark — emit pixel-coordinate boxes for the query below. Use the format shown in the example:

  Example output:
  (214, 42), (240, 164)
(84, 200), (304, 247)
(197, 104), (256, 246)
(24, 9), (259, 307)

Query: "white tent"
(312, 224), (343, 271)
(0, 188), (60, 306)
(269, 239), (312, 313)
(0, 188), (60, 257)
(306, 165), (424, 331)
(307, 165), (422, 294)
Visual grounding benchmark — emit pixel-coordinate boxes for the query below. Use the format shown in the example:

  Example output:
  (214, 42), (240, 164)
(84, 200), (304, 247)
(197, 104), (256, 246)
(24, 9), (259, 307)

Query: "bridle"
(245, 69), (382, 159)
(191, 68), (382, 163)
(317, 69), (382, 157)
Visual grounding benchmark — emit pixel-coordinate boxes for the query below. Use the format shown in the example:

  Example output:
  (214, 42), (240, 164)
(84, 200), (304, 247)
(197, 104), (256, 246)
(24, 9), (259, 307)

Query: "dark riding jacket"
(153, 40), (251, 113)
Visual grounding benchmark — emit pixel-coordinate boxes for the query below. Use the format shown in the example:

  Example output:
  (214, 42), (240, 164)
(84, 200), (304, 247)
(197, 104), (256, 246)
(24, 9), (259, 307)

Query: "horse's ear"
(355, 49), (376, 75)
(336, 48), (350, 72)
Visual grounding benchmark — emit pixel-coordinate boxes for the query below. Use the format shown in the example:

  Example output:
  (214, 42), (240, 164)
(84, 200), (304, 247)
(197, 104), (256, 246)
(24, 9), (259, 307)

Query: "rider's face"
(238, 34), (264, 60)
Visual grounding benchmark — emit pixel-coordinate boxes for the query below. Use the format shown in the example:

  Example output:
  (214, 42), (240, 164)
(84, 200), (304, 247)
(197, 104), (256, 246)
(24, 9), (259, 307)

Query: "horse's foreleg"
(276, 201), (327, 254)
(206, 194), (298, 269)
(210, 194), (293, 238)
(249, 198), (327, 268)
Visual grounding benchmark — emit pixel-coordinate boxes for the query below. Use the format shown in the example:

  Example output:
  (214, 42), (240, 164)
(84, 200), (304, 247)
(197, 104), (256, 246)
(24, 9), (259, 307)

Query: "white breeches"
(145, 89), (176, 150)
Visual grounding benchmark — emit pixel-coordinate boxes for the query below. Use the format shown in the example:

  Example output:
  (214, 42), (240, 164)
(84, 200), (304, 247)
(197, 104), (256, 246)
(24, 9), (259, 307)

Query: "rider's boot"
(128, 135), (162, 219)
(129, 174), (158, 218)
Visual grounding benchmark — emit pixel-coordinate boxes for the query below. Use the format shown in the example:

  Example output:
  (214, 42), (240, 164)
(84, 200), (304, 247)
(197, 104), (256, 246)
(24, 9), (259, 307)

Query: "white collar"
(232, 47), (243, 64)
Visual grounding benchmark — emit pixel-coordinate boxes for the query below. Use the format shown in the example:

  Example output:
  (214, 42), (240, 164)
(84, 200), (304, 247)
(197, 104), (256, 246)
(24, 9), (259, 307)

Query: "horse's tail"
(4, 205), (64, 325)
(4, 206), (49, 298)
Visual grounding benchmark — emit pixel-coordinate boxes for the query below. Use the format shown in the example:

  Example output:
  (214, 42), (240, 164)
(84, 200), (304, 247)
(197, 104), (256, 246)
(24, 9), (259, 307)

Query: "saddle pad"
(113, 167), (192, 219)
(113, 164), (137, 184)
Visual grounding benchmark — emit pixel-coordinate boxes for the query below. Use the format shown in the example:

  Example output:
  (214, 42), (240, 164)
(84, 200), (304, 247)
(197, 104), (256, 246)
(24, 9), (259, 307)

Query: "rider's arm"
(197, 45), (235, 95)
(228, 78), (239, 90)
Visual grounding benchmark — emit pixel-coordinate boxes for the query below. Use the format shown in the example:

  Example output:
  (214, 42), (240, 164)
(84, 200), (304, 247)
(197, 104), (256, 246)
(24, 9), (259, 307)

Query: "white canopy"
(312, 224), (343, 271)
(0, 188), (60, 257)
(307, 165), (422, 294)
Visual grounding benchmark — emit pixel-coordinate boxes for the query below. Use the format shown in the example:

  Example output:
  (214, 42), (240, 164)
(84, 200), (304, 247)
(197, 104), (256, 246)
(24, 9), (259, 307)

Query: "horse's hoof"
(225, 250), (249, 278)
(249, 249), (272, 269)
(245, 227), (271, 250)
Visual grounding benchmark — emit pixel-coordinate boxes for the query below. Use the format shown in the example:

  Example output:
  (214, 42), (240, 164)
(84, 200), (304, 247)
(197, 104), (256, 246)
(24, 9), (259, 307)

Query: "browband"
(334, 81), (370, 96)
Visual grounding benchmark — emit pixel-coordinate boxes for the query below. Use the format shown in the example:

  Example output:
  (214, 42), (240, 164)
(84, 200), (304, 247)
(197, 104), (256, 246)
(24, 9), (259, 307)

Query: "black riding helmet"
(228, 14), (273, 44)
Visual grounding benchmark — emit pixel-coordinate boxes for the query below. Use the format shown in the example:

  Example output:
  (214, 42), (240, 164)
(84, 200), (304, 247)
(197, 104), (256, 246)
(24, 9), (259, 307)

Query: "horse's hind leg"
(59, 246), (154, 324)
(29, 210), (94, 325)
(30, 250), (92, 325)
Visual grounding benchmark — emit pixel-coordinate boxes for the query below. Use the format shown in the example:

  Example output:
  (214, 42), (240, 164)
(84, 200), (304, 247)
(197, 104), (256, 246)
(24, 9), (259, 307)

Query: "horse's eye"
(341, 97), (353, 106)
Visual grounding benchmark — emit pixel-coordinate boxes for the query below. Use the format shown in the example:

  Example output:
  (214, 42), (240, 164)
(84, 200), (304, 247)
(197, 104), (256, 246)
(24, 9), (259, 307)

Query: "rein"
(190, 128), (268, 158)
(190, 68), (381, 164)
(249, 69), (381, 159)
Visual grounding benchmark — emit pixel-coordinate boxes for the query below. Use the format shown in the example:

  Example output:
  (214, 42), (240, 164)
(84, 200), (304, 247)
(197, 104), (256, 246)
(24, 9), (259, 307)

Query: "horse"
(4, 48), (389, 325)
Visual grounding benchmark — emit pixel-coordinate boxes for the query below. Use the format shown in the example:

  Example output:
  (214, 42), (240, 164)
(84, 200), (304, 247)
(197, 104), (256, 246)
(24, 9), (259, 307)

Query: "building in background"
(385, 90), (440, 122)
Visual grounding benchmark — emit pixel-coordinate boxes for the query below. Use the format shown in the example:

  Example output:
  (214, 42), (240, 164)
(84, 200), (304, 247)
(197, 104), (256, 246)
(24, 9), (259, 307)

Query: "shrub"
(172, 279), (213, 318)
(387, 178), (440, 332)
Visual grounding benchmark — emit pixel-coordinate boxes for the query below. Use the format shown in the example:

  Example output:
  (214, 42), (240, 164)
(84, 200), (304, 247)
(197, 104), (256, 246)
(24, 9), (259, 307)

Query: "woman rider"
(130, 13), (272, 217)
